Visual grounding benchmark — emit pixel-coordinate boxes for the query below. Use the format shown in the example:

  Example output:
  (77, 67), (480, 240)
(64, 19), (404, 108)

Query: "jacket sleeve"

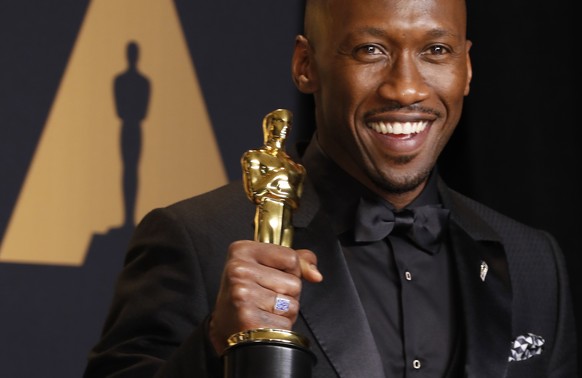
(83, 207), (223, 378)
(545, 232), (578, 377)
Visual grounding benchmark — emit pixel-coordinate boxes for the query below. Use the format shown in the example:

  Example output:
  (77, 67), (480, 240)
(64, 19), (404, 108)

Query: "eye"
(425, 44), (451, 56)
(352, 44), (386, 62)
(362, 45), (382, 55)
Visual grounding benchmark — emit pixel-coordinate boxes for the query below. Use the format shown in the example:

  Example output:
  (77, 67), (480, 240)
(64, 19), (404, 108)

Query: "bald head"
(303, 0), (467, 48)
(303, 0), (331, 48)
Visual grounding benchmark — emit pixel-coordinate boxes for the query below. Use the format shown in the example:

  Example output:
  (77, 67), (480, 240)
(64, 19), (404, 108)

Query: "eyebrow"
(349, 26), (459, 39)
(351, 26), (388, 38)
(426, 28), (459, 39)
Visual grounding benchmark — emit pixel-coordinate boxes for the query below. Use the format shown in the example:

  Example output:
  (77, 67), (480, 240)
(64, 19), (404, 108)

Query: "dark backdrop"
(441, 0), (581, 364)
(0, 1), (579, 377)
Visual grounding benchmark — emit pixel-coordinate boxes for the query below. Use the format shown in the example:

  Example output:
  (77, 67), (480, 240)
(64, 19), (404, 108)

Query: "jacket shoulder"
(134, 181), (255, 240)
(167, 181), (250, 217)
(442, 185), (556, 249)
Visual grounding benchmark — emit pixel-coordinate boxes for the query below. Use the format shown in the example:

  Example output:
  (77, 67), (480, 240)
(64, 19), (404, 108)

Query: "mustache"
(364, 104), (441, 118)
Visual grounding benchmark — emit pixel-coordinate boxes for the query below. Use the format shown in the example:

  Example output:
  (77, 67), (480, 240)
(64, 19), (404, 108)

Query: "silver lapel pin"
(480, 260), (489, 282)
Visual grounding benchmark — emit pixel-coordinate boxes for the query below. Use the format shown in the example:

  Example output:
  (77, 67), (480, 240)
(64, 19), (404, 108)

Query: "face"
(265, 122), (289, 146)
(294, 0), (472, 205)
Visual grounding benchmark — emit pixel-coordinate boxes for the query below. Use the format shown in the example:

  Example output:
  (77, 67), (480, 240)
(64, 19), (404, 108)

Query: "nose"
(377, 54), (430, 106)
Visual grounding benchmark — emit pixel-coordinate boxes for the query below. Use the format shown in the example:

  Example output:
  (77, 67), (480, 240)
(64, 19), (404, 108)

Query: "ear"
(291, 35), (319, 94)
(464, 40), (473, 96)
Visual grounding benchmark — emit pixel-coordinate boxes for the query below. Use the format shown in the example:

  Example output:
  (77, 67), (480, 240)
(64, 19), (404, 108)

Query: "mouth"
(367, 120), (429, 137)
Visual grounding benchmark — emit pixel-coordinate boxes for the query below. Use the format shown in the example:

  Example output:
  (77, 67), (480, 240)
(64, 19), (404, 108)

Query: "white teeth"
(393, 123), (403, 134)
(368, 121), (428, 135)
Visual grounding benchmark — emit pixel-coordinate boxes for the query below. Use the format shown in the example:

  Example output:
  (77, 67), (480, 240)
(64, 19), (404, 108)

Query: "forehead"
(307, 0), (466, 41)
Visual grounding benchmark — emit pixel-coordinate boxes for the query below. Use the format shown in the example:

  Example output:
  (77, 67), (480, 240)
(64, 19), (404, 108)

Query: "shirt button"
(413, 359), (422, 369)
(405, 271), (412, 281)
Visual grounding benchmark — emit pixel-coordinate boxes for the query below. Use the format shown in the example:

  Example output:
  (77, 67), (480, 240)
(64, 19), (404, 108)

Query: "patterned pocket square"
(508, 333), (545, 362)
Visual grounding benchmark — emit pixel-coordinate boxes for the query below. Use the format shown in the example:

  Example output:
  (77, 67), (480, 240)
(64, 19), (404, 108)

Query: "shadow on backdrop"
(114, 41), (151, 227)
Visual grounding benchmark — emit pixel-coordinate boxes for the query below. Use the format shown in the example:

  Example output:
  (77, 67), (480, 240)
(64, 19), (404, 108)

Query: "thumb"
(297, 249), (323, 283)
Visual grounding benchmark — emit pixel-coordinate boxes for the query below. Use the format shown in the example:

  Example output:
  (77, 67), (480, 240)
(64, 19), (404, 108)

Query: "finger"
(226, 258), (303, 298)
(297, 249), (323, 283)
(229, 240), (303, 277)
(230, 282), (298, 317)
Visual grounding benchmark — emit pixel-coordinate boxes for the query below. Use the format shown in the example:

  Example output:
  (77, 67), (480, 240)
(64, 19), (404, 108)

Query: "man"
(84, 0), (578, 376)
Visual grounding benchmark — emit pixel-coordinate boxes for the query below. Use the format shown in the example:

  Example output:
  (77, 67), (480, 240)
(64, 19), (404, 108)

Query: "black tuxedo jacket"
(84, 177), (577, 378)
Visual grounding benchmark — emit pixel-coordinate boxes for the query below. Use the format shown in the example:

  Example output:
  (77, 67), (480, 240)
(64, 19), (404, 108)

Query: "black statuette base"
(223, 341), (316, 378)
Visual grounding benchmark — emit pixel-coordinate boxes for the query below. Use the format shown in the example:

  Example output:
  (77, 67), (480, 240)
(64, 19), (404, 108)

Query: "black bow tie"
(354, 196), (450, 254)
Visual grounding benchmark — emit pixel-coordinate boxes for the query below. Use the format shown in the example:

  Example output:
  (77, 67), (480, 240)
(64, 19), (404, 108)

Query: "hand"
(208, 240), (323, 354)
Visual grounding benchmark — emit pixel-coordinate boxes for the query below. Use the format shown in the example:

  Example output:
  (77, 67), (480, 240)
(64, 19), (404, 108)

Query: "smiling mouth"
(367, 121), (429, 136)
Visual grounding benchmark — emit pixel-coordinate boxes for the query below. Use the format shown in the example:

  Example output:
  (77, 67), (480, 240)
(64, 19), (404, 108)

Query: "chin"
(372, 167), (432, 195)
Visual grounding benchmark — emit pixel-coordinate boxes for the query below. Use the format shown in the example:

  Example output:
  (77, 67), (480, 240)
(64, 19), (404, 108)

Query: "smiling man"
(84, 0), (577, 377)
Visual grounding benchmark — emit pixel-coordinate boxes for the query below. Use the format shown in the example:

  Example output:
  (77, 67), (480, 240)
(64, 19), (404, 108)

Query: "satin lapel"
(440, 182), (512, 377)
(292, 183), (386, 378)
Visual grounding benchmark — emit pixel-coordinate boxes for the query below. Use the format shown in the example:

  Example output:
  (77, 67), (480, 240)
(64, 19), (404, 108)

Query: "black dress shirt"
(302, 138), (460, 377)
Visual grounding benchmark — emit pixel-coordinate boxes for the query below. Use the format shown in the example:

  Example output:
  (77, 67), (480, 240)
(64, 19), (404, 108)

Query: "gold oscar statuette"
(241, 108), (306, 247)
(222, 109), (315, 378)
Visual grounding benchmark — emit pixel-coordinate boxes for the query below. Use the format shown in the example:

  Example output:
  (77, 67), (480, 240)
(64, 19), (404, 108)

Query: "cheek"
(316, 69), (377, 161)
(424, 65), (469, 106)
(322, 63), (379, 109)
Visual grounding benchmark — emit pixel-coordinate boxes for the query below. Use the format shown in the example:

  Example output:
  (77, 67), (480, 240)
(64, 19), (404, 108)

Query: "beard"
(368, 155), (433, 195)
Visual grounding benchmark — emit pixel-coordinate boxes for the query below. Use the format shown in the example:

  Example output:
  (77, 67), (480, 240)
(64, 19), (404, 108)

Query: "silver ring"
(273, 295), (291, 313)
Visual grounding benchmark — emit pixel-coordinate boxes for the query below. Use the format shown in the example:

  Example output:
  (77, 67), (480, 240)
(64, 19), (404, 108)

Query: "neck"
(382, 185), (425, 211)
(266, 139), (285, 151)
